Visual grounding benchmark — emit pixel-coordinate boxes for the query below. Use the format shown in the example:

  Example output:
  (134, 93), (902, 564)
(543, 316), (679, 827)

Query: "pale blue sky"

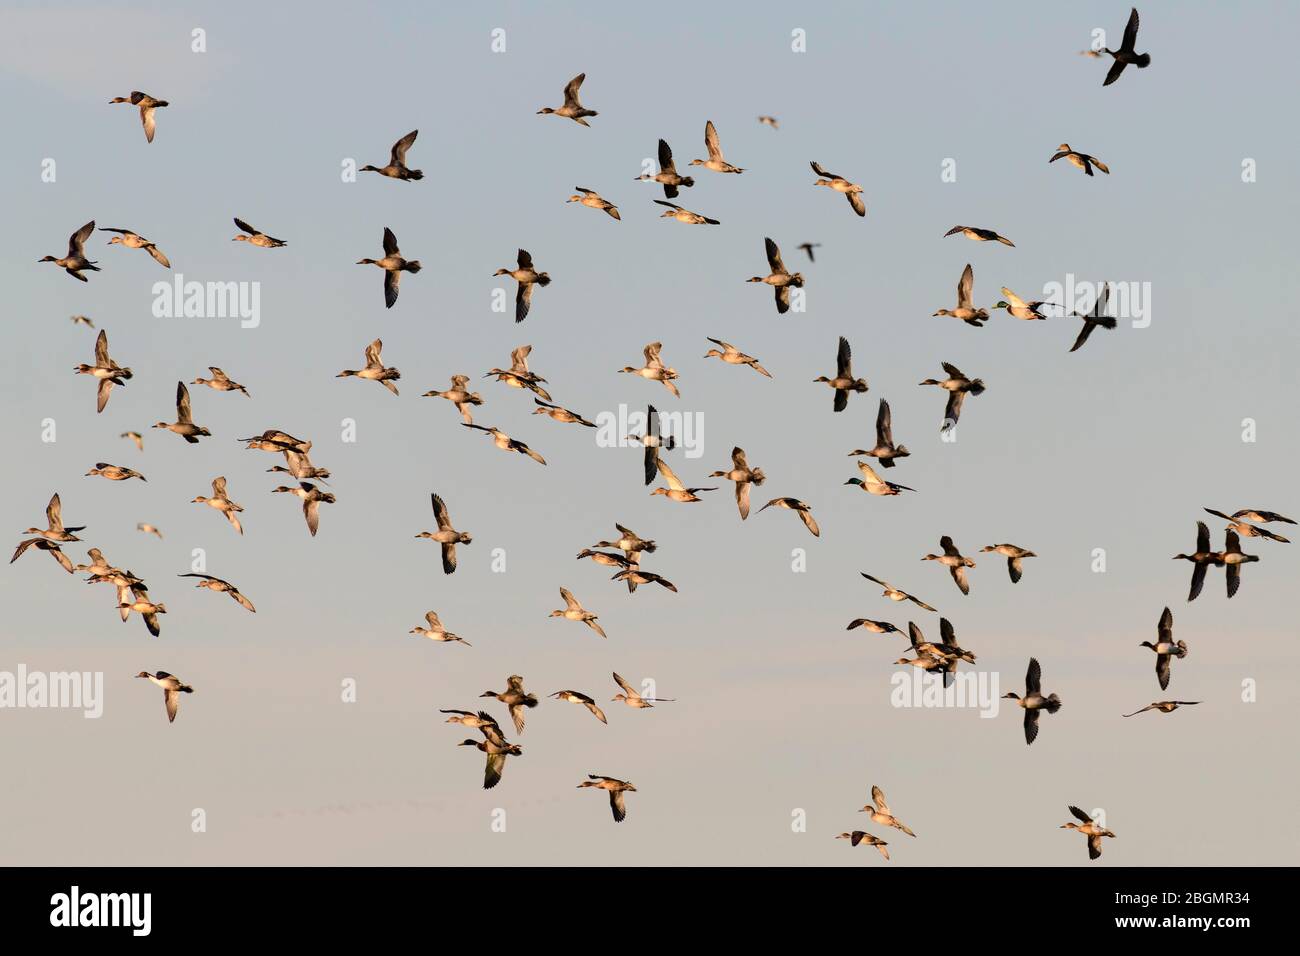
(1, 0), (1297, 865)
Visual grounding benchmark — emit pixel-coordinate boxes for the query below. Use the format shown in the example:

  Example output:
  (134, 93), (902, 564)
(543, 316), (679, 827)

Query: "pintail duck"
(943, 225), (1014, 246)
(932, 617), (977, 681)
(74, 547), (115, 579)
(337, 338), (401, 396)
(40, 220), (99, 282)
(919, 362), (985, 431)
(119, 591), (167, 637)
(567, 187), (620, 220)
(1102, 8), (1150, 86)
(932, 263), (989, 327)
(635, 139), (694, 198)
(757, 115), (779, 129)
(192, 476), (244, 535)
(1060, 807), (1116, 860)
(357, 227), (421, 309)
(360, 129), (423, 180)
(178, 573), (255, 612)
(847, 398), (909, 468)
(1204, 508), (1290, 543)
(410, 610), (470, 645)
(232, 217), (286, 248)
(493, 249), (550, 323)
(91, 568), (146, 622)
(1003, 657), (1062, 745)
(611, 671), (674, 708)
(994, 287), (1050, 321)
(458, 734), (522, 790)
(611, 568), (678, 593)
(550, 691), (607, 725)
(153, 382), (211, 443)
(630, 405), (676, 486)
(814, 336), (868, 412)
(579, 775), (637, 823)
(74, 329), (132, 413)
(270, 482), (335, 537)
(100, 227), (170, 268)
(709, 446), (766, 520)
(1223, 509), (1294, 526)
(422, 374), (484, 423)
(797, 242), (821, 262)
(10, 537), (73, 574)
(980, 544), (1037, 583)
(110, 91), (168, 142)
(23, 492), (85, 543)
(690, 120), (744, 174)
(121, 431), (143, 450)
(415, 494), (472, 574)
(192, 367), (249, 397)
(135, 671), (192, 724)
(860, 786), (916, 837)
(537, 72), (597, 126)
(654, 200), (719, 225)
(758, 497), (820, 537)
(899, 621), (955, 671)
(845, 618), (900, 635)
(267, 446), (330, 483)
(71, 315), (95, 328)
(137, 523), (162, 539)
(619, 342), (680, 398)
(746, 238), (804, 314)
(1173, 520), (1223, 601)
(85, 463), (145, 481)
(592, 523), (656, 557)
(485, 344), (552, 400)
(550, 587), (606, 638)
(441, 709), (498, 731)
(810, 161), (866, 217)
(1049, 144), (1110, 177)
(1219, 530), (1259, 598)
(463, 423), (547, 465)
(1069, 281), (1117, 352)
(480, 675), (539, 734)
(239, 429), (310, 454)
(575, 548), (634, 570)
(651, 458), (717, 503)
(846, 459), (915, 497)
(1124, 700), (1199, 718)
(532, 398), (595, 427)
(835, 831), (889, 860)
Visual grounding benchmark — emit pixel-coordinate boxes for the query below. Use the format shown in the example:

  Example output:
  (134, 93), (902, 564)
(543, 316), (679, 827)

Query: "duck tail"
(968, 379), (986, 395)
(1044, 693), (1062, 713)
(408, 170), (425, 180)
(681, 176), (695, 188)
(523, 695), (539, 708)
(1097, 316), (1118, 329)
(895, 445), (910, 457)
(405, 261), (423, 273)
(535, 274), (552, 287)
(1135, 53), (1151, 68)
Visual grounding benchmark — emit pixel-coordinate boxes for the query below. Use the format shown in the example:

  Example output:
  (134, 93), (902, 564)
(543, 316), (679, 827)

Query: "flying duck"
(422, 374), (484, 423)
(566, 187), (620, 220)
(537, 73), (597, 126)
(654, 200), (719, 225)
(847, 398), (909, 468)
(40, 220), (99, 281)
(709, 446), (766, 519)
(919, 362), (985, 431)
(835, 831), (890, 860)
(360, 129), (423, 180)
(337, 338), (401, 396)
(152, 382), (211, 443)
(480, 675), (539, 734)
(550, 691), (607, 725)
(619, 342), (680, 398)
(690, 120), (744, 173)
(85, 463), (145, 482)
(532, 398), (595, 427)
(1219, 530), (1259, 598)
(135, 671), (192, 723)
(550, 587), (606, 638)
(1102, 8), (1150, 86)
(192, 367), (249, 397)
(611, 671), (674, 708)
(932, 263), (989, 327)
(100, 227), (170, 268)
(74, 329), (132, 413)
(979, 544), (1037, 583)
(270, 482), (336, 537)
(845, 459), (914, 497)
(746, 238), (804, 314)
(650, 458), (717, 503)
(814, 336), (868, 412)
(463, 423), (547, 465)
(1173, 521), (1224, 601)
(635, 139), (693, 198)
(493, 249), (550, 323)
(943, 225), (1014, 246)
(860, 786), (916, 837)
(758, 497), (820, 537)
(357, 227), (421, 308)
(630, 405), (676, 485)
(415, 494), (473, 574)
(1002, 657), (1061, 745)
(192, 476), (244, 534)
(578, 775), (637, 823)
(178, 573), (255, 612)
(410, 610), (470, 645)
(993, 287), (1050, 320)
(485, 344), (552, 400)
(1069, 281), (1118, 352)
(1060, 806), (1116, 860)
(1203, 508), (1291, 543)
(23, 492), (85, 543)
(1123, 700), (1199, 717)
(810, 161), (866, 217)
(110, 91), (168, 142)
(232, 217), (286, 248)
(1050, 144), (1110, 176)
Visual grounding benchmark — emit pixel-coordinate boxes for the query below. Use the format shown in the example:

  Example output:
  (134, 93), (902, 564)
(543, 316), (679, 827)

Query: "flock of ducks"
(16, 8), (1278, 854)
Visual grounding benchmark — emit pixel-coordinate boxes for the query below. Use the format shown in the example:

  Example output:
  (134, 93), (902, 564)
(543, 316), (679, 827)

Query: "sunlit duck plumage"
(922, 536), (977, 596)
(232, 217), (286, 248)
(1060, 806), (1116, 860)
(943, 225), (1014, 246)
(1069, 281), (1117, 352)
(620, 342), (680, 398)
(847, 398), (910, 468)
(550, 587), (606, 638)
(575, 549), (634, 570)
(10, 537), (74, 574)
(270, 482), (335, 537)
(532, 398), (595, 427)
(153, 381), (211, 443)
(579, 775), (637, 823)
(40, 220), (99, 282)
(1225, 509), (1295, 526)
(422, 374), (484, 423)
(441, 709), (498, 731)
(592, 523), (656, 557)
(23, 492), (85, 543)
(567, 187), (620, 220)
(919, 361), (985, 432)
(267, 445), (330, 483)
(1204, 508), (1291, 543)
(360, 129), (423, 180)
(1123, 700), (1200, 717)
(137, 523), (162, 539)
(337, 338), (401, 396)
(709, 446), (766, 520)
(651, 458), (717, 503)
(899, 622), (954, 669)
(192, 367), (249, 397)
(611, 671), (674, 708)
(135, 671), (191, 723)
(485, 344), (552, 400)
(85, 462), (145, 481)
(1173, 521), (1224, 602)
(835, 831), (889, 860)
(192, 476), (244, 535)
(932, 263), (989, 327)
(1002, 657), (1061, 745)
(846, 459), (914, 497)
(994, 287), (1050, 321)
(980, 544), (1037, 583)
(654, 200), (719, 225)
(410, 610), (470, 645)
(493, 249), (550, 323)
(758, 497), (820, 537)
(480, 675), (539, 734)
(635, 139), (694, 198)
(933, 617), (978, 682)
(74, 329), (132, 413)
(1218, 530), (1258, 598)
(690, 120), (744, 173)
(178, 572), (255, 612)
(746, 238), (804, 314)
(630, 405), (676, 485)
(239, 429), (310, 454)
(704, 337), (771, 377)
(110, 91), (168, 142)
(415, 493), (472, 574)
(119, 587), (167, 637)
(463, 423), (546, 465)
(458, 734), (522, 790)
(845, 618), (900, 635)
(357, 227), (421, 309)
(537, 72), (597, 126)
(815, 336), (869, 413)
(1050, 143), (1110, 176)
(550, 691), (607, 725)
(860, 786), (916, 837)
(611, 568), (677, 593)
(810, 161), (866, 217)
(100, 227), (170, 268)
(1102, 8), (1150, 86)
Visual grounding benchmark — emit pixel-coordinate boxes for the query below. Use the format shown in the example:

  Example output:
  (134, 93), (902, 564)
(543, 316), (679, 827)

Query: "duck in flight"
(40, 220), (99, 282)
(357, 227), (421, 309)
(415, 494), (473, 574)
(579, 775), (637, 823)
(709, 447), (766, 520)
(1060, 807), (1116, 860)
(703, 338), (771, 377)
(232, 217), (286, 248)
(860, 573), (936, 612)
(814, 336), (868, 412)
(100, 227), (171, 268)
(654, 200), (719, 225)
(566, 187), (620, 220)
(550, 691), (607, 725)
(611, 672), (674, 709)
(192, 476), (244, 535)
(110, 91), (168, 142)
(979, 544), (1037, 583)
(758, 497), (820, 537)
(628, 405), (675, 485)
(73, 329), (132, 413)
(1050, 143), (1110, 177)
(810, 161), (866, 217)
(85, 463), (145, 482)
(550, 587), (607, 638)
(480, 675), (539, 734)
(1002, 657), (1061, 745)
(993, 287), (1050, 321)
(919, 362), (985, 432)
(270, 482), (335, 537)
(10, 537), (74, 574)
(532, 398), (595, 427)
(463, 423), (547, 465)
(192, 367), (249, 397)
(860, 786), (916, 837)
(1123, 700), (1199, 717)
(1102, 8), (1150, 86)
(1203, 508), (1290, 543)
(1069, 281), (1118, 352)
(337, 338), (401, 396)
(620, 342), (680, 398)
(611, 568), (678, 593)
(178, 573), (256, 612)
(943, 225), (1014, 246)
(651, 458), (717, 504)
(21, 493), (84, 543)
(119, 586), (167, 637)
(1139, 607), (1186, 691)
(153, 382), (211, 443)
(635, 139), (694, 198)
(922, 537), (976, 595)
(360, 129), (423, 180)
(835, 831), (889, 860)
(410, 611), (470, 645)
(847, 399), (909, 468)
(845, 618), (900, 635)
(537, 72), (598, 126)
(493, 249), (550, 323)
(485, 344), (551, 400)
(746, 238), (804, 314)
(423, 374), (484, 424)
(845, 459), (914, 497)
(689, 120), (744, 174)
(933, 263), (988, 327)
(135, 671), (192, 723)
(458, 725), (522, 790)
(1173, 521), (1223, 601)
(1220, 530), (1259, 598)
(797, 242), (821, 262)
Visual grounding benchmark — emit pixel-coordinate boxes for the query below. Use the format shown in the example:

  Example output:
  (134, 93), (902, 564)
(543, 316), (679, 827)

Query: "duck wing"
(562, 73), (586, 109)
(1069, 805), (1093, 825)
(382, 227), (401, 257)
(609, 790), (628, 823)
(234, 218), (259, 236)
(704, 120), (723, 161)
(876, 399), (894, 446)
(68, 220), (95, 257)
(764, 236), (787, 275)
(836, 336), (852, 378)
(1023, 708), (1040, 745)
(175, 381), (193, 423)
(390, 129), (418, 165)
(956, 263), (975, 309)
(1025, 657), (1043, 696)
(657, 138), (676, 175)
